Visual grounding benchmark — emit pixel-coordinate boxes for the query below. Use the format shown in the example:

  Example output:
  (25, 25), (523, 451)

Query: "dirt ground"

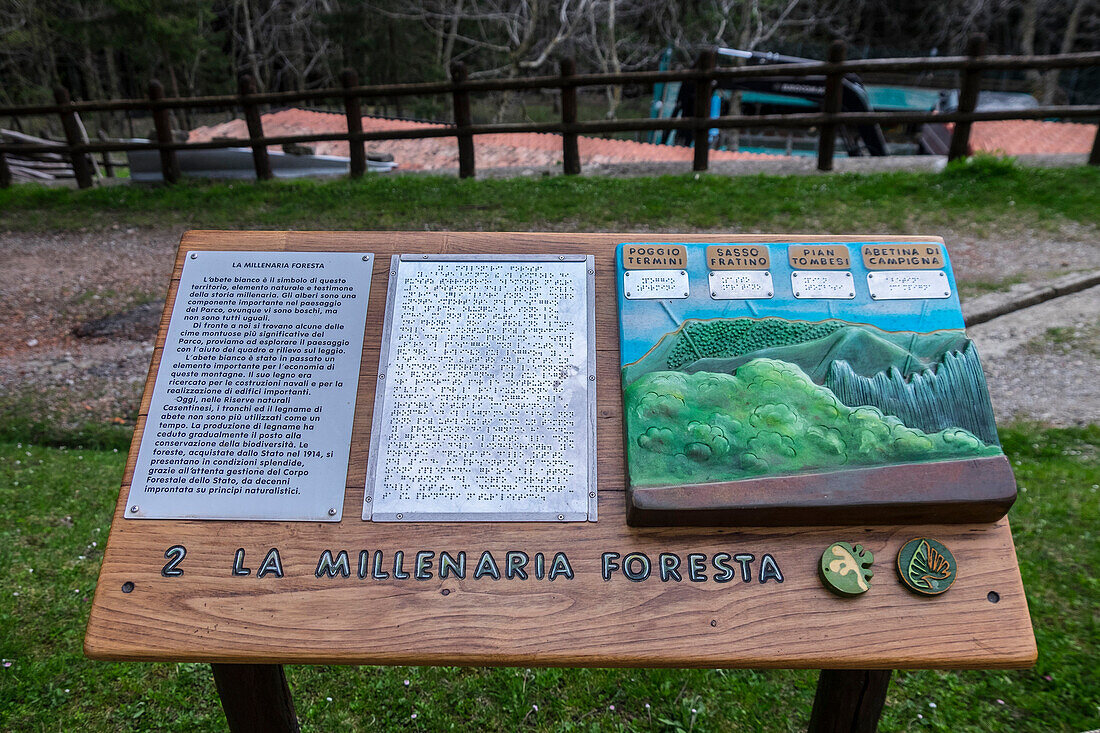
(0, 227), (1097, 433)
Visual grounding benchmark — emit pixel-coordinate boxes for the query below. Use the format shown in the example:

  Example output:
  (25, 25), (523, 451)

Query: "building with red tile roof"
(188, 108), (779, 170)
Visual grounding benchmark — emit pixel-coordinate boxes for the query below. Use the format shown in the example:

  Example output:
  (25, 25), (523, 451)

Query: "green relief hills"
(623, 317), (1001, 487)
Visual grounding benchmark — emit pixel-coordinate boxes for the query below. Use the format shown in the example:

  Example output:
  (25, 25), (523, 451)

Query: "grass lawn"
(2, 158), (1099, 236)
(0, 425), (1096, 731)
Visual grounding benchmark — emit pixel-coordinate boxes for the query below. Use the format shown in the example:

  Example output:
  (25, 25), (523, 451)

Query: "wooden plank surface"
(85, 231), (1036, 668)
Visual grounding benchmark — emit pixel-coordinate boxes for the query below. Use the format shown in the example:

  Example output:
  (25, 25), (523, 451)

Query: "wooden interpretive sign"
(617, 241), (1016, 527)
(86, 232), (1034, 673)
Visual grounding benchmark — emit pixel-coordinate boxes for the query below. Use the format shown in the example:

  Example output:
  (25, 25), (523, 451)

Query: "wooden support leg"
(807, 669), (891, 733)
(211, 663), (299, 733)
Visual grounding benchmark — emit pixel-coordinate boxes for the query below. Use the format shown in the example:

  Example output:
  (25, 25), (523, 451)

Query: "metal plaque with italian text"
(365, 255), (597, 522)
(125, 250), (373, 521)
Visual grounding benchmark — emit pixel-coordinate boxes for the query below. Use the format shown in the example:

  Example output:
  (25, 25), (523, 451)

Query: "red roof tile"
(188, 108), (779, 170)
(957, 119), (1098, 156)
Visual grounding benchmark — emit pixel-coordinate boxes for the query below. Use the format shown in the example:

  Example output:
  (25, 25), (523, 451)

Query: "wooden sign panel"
(85, 231), (1035, 670)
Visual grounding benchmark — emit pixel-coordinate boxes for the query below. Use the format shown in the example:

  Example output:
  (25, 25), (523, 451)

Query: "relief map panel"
(616, 242), (1005, 515)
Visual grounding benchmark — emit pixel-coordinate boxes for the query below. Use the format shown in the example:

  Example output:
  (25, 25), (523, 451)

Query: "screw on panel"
(868, 273), (874, 279)
(365, 496), (372, 502)
(711, 292), (717, 297)
(944, 291), (950, 296)
(764, 272), (770, 277)
(129, 505), (139, 513)
(624, 272), (631, 277)
(871, 293), (878, 299)
(680, 270), (686, 276)
(190, 253), (197, 259)
(766, 291), (773, 297)
(589, 492), (596, 498)
(557, 514), (565, 521)
(559, 255), (565, 261)
(845, 272), (851, 277)
(378, 374), (385, 379)
(423, 254), (429, 259)
(362, 255), (369, 261)
(795, 292), (801, 297)
(589, 375), (595, 381)
(328, 508), (337, 516)
(588, 269), (594, 275)
(396, 513), (403, 520)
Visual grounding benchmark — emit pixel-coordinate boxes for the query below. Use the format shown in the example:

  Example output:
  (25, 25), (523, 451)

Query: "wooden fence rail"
(2, 35), (1099, 188)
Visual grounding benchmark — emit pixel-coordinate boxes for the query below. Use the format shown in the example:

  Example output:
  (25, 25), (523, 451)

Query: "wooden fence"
(2, 35), (1099, 189)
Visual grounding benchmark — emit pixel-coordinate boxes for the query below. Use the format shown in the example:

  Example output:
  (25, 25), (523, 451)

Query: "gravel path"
(1, 227), (1097, 431)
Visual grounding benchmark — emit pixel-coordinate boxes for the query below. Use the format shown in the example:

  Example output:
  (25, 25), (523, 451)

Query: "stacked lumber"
(1, 129), (78, 182)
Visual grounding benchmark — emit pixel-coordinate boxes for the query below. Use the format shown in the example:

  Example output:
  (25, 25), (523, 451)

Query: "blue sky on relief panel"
(616, 242), (966, 367)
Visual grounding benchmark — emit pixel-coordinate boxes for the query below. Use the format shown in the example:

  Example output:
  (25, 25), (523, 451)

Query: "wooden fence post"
(948, 34), (987, 163)
(53, 85), (94, 189)
(692, 50), (716, 172)
(341, 68), (367, 178)
(450, 61), (475, 179)
(211, 663), (299, 733)
(807, 669), (891, 733)
(560, 58), (581, 175)
(238, 75), (273, 181)
(817, 40), (847, 172)
(0, 151), (11, 188)
(1088, 123), (1100, 166)
(148, 79), (180, 184)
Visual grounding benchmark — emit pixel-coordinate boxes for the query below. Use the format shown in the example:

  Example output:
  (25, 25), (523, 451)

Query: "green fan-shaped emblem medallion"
(820, 542), (874, 596)
(897, 538), (957, 596)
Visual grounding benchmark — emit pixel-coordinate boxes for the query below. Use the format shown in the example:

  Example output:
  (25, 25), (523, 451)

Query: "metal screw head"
(868, 273), (874, 279)
(189, 253), (197, 259)
(680, 270), (686, 276)
(396, 513), (403, 520)
(558, 255), (565, 261)
(766, 291), (773, 297)
(365, 496), (372, 503)
(871, 293), (877, 299)
(795, 291), (801, 297)
(847, 292), (854, 297)
(711, 292), (718, 297)
(624, 272), (631, 277)
(944, 291), (950, 296)
(129, 505), (139, 513)
(557, 514), (565, 521)
(362, 255), (369, 261)
(423, 254), (429, 259)
(588, 375), (595, 381)
(845, 272), (851, 277)
(764, 272), (770, 277)
(328, 507), (337, 516)
(589, 491), (596, 498)
(378, 373), (385, 379)
(588, 269), (594, 275)
(792, 272), (798, 277)
(683, 292), (689, 297)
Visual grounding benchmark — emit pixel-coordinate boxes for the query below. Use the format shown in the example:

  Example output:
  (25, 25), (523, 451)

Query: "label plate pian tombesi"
(790, 270), (856, 299)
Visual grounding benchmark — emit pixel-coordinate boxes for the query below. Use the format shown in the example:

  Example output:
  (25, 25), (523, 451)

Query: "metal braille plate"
(365, 254), (597, 522)
(790, 270), (855, 299)
(867, 270), (951, 300)
(623, 269), (690, 300)
(709, 270), (774, 299)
